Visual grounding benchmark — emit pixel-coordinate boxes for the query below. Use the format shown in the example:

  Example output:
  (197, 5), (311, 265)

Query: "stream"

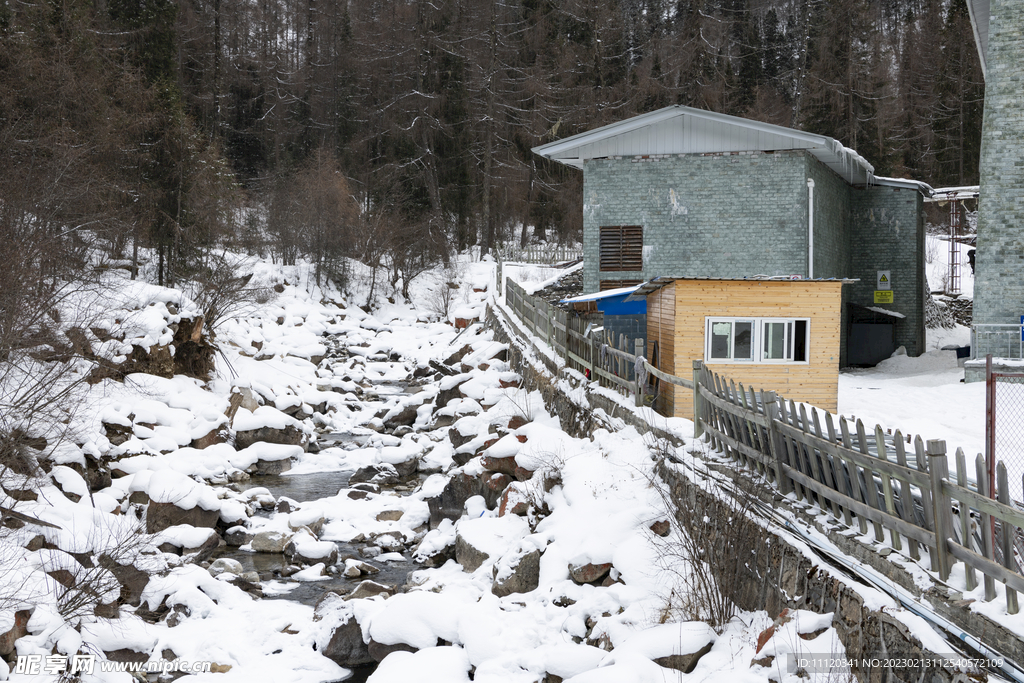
(209, 378), (432, 682)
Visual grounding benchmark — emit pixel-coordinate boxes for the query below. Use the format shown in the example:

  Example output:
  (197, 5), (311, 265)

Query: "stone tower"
(972, 0), (1024, 362)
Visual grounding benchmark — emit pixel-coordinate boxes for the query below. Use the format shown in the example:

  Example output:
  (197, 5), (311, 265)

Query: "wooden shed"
(637, 277), (853, 418)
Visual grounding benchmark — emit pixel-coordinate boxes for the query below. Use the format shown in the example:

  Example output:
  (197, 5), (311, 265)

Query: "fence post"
(927, 439), (952, 581)
(692, 360), (704, 439)
(634, 338), (644, 407)
(985, 354), (996, 507)
(997, 462), (1019, 614)
(764, 391), (791, 495)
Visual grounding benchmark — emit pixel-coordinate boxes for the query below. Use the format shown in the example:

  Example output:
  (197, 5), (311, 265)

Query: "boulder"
(224, 526), (252, 547)
(659, 641), (714, 674)
(491, 547), (541, 597)
(376, 510), (404, 522)
(320, 614), (374, 668)
(345, 580), (392, 601)
(234, 424), (304, 451)
(251, 530), (292, 553)
(209, 558), (244, 577)
(383, 404), (420, 430)
(0, 609), (31, 655)
(287, 537), (338, 566)
(447, 426), (475, 450)
(368, 639), (417, 663)
(649, 520), (671, 537)
(146, 502), (219, 534)
(183, 531), (222, 562)
(455, 533), (490, 572)
(568, 562), (613, 586)
(498, 484), (531, 517)
(98, 554), (150, 606)
(426, 473), (484, 528)
(191, 428), (226, 450)
(507, 415), (529, 430)
(392, 456), (421, 478)
(342, 559), (380, 578)
(483, 473), (513, 504)
(480, 455), (518, 478)
(104, 648), (149, 664)
(93, 601), (120, 619)
(442, 345), (473, 367)
(433, 376), (471, 411)
(103, 420), (133, 446)
(226, 387), (259, 421)
(349, 463), (400, 488)
(288, 513), (325, 537)
(251, 457), (292, 476)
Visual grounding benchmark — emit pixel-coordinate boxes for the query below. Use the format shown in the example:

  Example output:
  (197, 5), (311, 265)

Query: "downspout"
(806, 178), (815, 279)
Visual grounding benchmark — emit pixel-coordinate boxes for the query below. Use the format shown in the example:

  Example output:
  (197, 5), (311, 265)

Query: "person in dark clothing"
(968, 248), (976, 274)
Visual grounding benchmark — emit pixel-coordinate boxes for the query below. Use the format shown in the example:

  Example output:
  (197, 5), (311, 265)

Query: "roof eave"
(532, 105), (835, 162)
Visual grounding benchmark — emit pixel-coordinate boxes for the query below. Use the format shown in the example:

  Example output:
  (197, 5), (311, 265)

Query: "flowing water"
(211, 379), (430, 682)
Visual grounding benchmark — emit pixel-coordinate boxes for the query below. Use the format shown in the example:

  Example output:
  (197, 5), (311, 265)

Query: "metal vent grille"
(599, 225), (643, 271)
(599, 279), (642, 291)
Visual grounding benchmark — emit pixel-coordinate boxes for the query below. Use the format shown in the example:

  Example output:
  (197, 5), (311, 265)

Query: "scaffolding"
(926, 186), (979, 295)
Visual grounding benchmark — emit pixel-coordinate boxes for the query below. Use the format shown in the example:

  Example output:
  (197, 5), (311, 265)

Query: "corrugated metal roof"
(560, 285), (639, 304)
(623, 275), (857, 302)
(532, 106), (933, 194)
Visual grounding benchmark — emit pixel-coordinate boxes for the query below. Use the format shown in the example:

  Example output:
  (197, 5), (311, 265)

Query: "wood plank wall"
(646, 283), (677, 416)
(666, 280), (844, 417)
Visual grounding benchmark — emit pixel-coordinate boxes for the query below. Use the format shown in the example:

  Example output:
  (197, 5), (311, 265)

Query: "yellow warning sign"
(874, 290), (894, 304)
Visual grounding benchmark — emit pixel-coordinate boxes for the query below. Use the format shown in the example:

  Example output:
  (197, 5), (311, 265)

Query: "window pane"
(710, 322), (732, 359)
(764, 322), (786, 360)
(794, 320), (808, 361)
(734, 322), (753, 359)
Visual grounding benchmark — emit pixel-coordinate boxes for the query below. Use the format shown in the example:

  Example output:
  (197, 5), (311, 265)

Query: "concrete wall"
(849, 187), (926, 356)
(974, 0), (1024, 356)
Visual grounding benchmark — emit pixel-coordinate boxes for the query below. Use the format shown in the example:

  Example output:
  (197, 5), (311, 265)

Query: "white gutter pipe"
(806, 178), (815, 279)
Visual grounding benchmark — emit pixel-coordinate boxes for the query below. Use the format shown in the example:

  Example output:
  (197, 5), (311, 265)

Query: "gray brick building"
(534, 106), (930, 364)
(967, 0), (1024, 377)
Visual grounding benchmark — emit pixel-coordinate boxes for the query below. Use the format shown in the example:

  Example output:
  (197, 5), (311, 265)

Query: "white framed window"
(707, 319), (754, 361)
(705, 317), (810, 364)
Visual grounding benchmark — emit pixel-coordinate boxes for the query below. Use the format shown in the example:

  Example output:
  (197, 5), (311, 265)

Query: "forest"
(0, 0), (983, 322)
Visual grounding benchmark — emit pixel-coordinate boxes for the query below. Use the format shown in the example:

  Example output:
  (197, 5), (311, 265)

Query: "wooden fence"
(501, 276), (1024, 614)
(495, 243), (583, 265)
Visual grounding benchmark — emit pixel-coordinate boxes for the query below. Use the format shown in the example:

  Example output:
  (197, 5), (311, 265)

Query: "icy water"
(240, 470), (354, 503)
(217, 378), (429, 681)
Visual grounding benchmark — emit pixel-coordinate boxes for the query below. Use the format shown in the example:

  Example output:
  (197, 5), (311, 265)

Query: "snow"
(840, 348), (985, 462)
(3, 246), (1007, 683)
(926, 233), (974, 299)
(367, 646), (472, 683)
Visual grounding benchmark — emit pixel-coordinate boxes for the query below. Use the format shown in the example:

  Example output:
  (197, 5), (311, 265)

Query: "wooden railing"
(697, 364), (1024, 613)
(504, 279), (692, 405)
(495, 243), (583, 265)
(499, 276), (1024, 614)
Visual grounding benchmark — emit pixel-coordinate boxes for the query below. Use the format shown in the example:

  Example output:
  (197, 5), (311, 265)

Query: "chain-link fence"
(995, 372), (1024, 504)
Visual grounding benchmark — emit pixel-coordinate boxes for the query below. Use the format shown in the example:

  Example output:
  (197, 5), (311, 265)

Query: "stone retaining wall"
(488, 302), (1020, 683)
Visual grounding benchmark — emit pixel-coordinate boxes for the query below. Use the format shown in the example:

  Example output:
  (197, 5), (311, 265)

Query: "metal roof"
(967, 0), (989, 78)
(924, 185), (980, 203)
(623, 275), (857, 302)
(560, 285), (639, 304)
(532, 106), (931, 193)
